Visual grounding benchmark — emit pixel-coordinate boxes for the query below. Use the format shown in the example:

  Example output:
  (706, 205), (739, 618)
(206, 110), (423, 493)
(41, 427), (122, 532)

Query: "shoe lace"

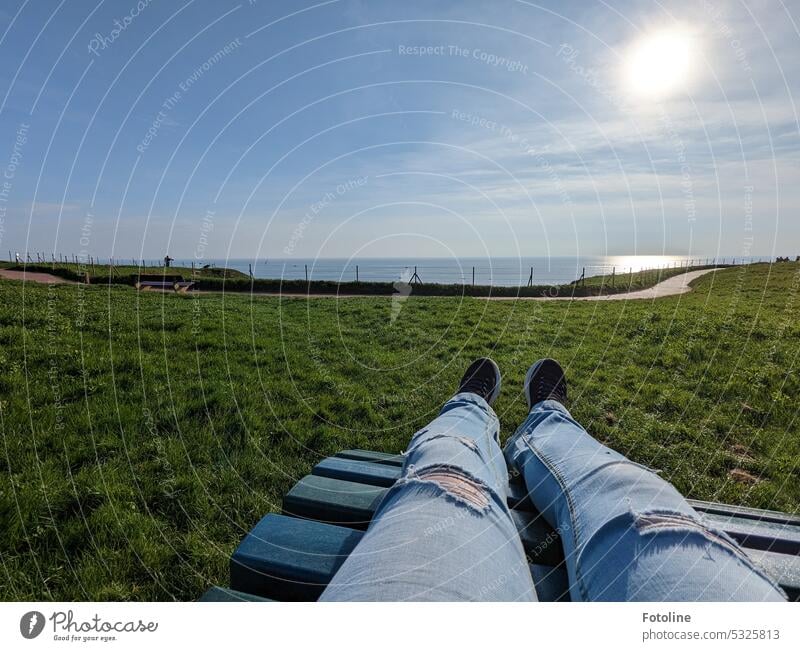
(461, 371), (494, 397)
(532, 374), (564, 401)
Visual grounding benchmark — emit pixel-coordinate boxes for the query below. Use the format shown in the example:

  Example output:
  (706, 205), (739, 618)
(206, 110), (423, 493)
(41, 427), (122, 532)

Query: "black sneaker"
(457, 357), (502, 405)
(524, 358), (568, 408)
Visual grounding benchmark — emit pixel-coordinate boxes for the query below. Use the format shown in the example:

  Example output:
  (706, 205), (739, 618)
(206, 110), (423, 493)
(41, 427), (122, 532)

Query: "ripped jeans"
(321, 395), (785, 601)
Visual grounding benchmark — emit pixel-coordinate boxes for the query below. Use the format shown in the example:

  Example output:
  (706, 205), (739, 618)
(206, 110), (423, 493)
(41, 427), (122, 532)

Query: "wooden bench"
(201, 449), (800, 602)
(135, 274), (195, 292)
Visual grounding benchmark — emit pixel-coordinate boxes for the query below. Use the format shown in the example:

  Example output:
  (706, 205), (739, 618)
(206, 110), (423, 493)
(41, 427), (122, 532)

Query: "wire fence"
(4, 252), (789, 287)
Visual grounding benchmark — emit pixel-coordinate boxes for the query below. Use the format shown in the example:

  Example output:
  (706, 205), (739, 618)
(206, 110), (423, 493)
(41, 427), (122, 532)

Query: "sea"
(156, 255), (757, 287)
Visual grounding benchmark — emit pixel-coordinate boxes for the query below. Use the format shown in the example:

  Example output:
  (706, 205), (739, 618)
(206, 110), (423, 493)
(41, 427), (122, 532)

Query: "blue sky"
(0, 0), (798, 261)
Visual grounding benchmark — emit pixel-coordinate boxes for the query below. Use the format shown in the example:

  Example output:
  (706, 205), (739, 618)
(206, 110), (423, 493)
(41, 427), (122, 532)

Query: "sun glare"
(625, 28), (696, 98)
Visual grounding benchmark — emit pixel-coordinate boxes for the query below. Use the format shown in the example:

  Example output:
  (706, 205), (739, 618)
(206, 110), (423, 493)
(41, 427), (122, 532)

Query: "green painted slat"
(689, 500), (800, 527)
(335, 449), (405, 466)
(702, 513), (800, 555)
(283, 474), (386, 529)
(230, 514), (362, 601)
(312, 457), (400, 487)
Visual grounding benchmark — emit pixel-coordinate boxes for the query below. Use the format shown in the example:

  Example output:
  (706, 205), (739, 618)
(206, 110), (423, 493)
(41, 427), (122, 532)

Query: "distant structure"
(164, 255), (174, 268)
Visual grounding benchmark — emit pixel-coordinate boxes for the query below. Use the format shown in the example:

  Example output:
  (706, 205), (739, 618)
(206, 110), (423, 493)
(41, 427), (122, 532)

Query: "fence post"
(305, 264), (308, 283)
(472, 266), (475, 287)
(612, 266), (615, 287)
(356, 265), (359, 283)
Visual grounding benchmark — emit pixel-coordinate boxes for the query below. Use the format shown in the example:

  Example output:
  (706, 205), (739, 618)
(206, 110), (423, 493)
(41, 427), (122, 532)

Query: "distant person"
(322, 357), (785, 601)
(14, 251), (20, 264)
(164, 255), (173, 268)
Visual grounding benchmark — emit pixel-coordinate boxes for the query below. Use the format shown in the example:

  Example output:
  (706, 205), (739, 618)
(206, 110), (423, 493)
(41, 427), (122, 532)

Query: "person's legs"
(321, 359), (536, 601)
(505, 359), (785, 602)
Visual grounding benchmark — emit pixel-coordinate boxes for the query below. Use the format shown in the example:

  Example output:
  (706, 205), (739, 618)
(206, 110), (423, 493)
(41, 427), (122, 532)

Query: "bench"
(135, 277), (195, 292)
(201, 449), (800, 602)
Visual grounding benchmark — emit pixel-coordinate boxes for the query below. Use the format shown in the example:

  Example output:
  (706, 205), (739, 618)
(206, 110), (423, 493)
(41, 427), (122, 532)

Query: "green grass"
(1, 262), (799, 600)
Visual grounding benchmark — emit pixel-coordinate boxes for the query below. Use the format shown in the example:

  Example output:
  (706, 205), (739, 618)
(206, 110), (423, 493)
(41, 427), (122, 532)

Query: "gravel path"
(0, 269), (77, 284)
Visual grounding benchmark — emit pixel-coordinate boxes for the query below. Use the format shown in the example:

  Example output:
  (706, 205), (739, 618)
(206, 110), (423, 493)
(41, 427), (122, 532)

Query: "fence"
(3, 252), (785, 288)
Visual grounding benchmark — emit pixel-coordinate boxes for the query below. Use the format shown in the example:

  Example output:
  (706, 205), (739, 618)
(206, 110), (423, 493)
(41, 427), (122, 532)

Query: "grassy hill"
(0, 262), (798, 600)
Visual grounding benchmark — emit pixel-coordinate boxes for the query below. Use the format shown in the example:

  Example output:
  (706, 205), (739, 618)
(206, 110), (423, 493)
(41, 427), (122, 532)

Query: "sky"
(0, 0), (798, 261)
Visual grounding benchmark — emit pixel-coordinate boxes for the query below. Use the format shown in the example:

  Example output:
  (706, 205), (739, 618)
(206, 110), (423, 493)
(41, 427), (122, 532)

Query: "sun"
(624, 28), (696, 98)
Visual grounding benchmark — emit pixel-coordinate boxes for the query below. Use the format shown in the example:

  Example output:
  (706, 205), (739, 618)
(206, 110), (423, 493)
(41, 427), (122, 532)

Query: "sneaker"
(524, 358), (568, 409)
(457, 357), (502, 405)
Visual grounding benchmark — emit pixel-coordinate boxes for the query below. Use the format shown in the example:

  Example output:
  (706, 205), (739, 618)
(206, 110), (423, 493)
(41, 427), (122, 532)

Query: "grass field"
(1, 262), (799, 600)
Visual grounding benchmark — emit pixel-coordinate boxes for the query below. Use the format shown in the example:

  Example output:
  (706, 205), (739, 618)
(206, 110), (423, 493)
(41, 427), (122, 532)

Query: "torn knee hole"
(415, 466), (490, 509)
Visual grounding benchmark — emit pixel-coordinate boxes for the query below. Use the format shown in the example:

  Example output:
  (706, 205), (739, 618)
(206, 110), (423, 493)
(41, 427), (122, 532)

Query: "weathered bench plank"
(283, 474), (385, 529)
(313, 456), (400, 487)
(230, 514), (362, 601)
(336, 449), (405, 466)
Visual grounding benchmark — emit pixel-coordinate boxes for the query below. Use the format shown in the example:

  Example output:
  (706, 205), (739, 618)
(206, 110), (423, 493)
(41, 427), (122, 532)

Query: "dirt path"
(489, 268), (720, 301)
(0, 269), (77, 284)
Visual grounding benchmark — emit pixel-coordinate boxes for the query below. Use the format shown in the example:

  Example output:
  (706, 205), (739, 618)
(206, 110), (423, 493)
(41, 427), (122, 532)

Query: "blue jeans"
(322, 396), (785, 601)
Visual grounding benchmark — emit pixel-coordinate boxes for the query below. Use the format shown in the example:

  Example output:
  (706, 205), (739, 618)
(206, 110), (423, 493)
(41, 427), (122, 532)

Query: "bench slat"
(312, 457), (399, 487)
(283, 474), (385, 529)
(689, 500), (800, 527)
(703, 513), (800, 555)
(336, 449), (404, 466)
(230, 514), (362, 601)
